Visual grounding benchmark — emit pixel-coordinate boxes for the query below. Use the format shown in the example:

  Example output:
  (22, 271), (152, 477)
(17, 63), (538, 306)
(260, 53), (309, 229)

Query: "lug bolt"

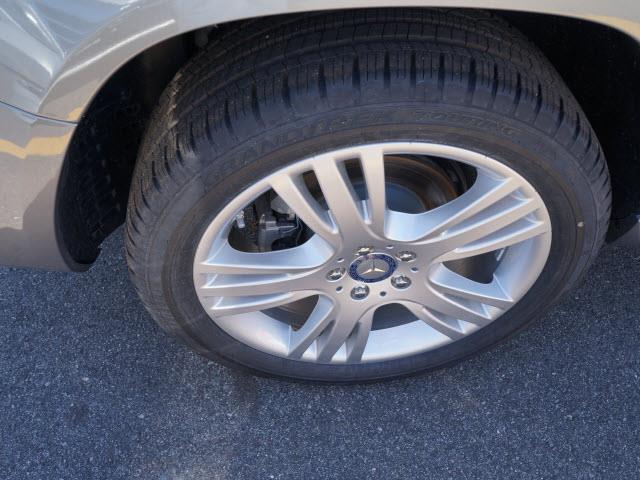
(350, 285), (370, 300)
(391, 275), (412, 289)
(326, 267), (346, 281)
(396, 251), (417, 262)
(355, 246), (374, 256)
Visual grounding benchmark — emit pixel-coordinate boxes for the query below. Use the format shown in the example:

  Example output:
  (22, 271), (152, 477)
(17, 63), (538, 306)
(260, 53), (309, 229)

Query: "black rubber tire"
(125, 9), (611, 382)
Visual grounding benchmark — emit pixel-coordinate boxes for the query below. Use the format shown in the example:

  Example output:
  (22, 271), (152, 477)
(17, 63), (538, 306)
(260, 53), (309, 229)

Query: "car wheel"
(125, 9), (610, 381)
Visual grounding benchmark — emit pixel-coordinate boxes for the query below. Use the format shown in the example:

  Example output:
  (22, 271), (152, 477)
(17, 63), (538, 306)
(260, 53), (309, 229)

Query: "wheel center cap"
(349, 253), (397, 283)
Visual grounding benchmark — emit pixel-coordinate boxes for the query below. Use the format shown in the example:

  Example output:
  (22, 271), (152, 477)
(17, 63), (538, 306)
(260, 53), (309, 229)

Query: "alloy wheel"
(193, 142), (552, 364)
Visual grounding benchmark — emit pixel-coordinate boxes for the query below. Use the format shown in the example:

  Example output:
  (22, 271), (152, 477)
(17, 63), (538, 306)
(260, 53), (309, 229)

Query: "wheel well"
(503, 12), (640, 239)
(56, 9), (640, 265)
(56, 34), (196, 264)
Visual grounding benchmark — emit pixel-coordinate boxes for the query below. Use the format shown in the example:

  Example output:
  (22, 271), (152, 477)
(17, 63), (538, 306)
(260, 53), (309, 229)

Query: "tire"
(125, 9), (610, 382)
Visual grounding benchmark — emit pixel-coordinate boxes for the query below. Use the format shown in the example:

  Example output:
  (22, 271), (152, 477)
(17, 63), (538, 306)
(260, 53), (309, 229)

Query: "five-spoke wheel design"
(193, 143), (552, 364)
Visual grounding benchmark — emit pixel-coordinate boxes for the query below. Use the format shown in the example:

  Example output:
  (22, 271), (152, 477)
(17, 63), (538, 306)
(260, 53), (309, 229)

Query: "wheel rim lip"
(192, 142), (552, 365)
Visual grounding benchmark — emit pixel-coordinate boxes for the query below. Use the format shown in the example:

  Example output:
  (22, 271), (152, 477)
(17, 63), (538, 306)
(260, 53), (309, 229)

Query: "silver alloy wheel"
(193, 143), (552, 364)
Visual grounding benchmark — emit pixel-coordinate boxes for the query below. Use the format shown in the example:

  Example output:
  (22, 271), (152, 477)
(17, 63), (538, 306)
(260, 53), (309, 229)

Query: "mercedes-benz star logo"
(349, 253), (397, 283)
(357, 258), (389, 280)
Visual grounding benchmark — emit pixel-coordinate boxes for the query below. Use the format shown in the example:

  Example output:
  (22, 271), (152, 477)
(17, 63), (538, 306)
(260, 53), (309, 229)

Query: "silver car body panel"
(0, 101), (78, 270)
(0, 0), (639, 270)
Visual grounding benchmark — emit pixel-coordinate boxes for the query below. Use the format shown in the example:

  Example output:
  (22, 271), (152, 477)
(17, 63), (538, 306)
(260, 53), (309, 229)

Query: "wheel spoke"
(270, 173), (338, 245)
(344, 309), (375, 363)
(401, 301), (466, 340)
(436, 216), (548, 262)
(315, 306), (375, 363)
(287, 296), (336, 359)
(359, 146), (387, 235)
(199, 271), (318, 297)
(423, 289), (493, 326)
(395, 168), (547, 260)
(312, 158), (367, 238)
(428, 266), (514, 310)
(197, 235), (333, 275)
(386, 171), (519, 242)
(209, 291), (316, 316)
(429, 173), (521, 236)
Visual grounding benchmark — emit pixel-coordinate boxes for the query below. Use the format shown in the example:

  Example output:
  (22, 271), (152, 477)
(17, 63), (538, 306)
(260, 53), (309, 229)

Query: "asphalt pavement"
(1, 230), (639, 479)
